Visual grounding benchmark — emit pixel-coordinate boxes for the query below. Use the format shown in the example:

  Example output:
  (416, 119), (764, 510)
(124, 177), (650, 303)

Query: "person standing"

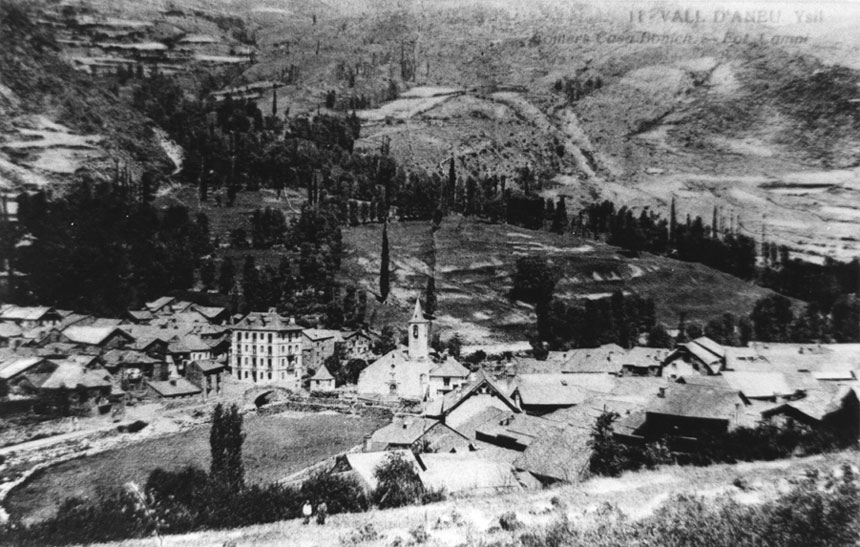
(302, 500), (313, 525)
(316, 501), (328, 525)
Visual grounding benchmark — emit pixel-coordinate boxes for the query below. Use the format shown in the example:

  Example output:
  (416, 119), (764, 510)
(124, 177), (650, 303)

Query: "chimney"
(362, 434), (372, 452)
(170, 378), (177, 386)
(657, 386), (666, 398)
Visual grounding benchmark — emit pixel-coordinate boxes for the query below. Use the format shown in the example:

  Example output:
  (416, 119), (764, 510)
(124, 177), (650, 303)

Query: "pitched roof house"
(59, 326), (134, 349)
(310, 364), (336, 391)
(424, 370), (520, 434)
(512, 374), (589, 415)
(661, 337), (726, 378)
(636, 383), (750, 444)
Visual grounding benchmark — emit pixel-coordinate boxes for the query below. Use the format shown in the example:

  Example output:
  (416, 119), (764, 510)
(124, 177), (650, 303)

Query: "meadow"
(6, 411), (387, 525)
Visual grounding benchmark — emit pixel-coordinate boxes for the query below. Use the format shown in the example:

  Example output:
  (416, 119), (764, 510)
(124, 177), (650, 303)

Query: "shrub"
(301, 471), (369, 514)
(409, 524), (429, 544)
(342, 523), (379, 546)
(372, 452), (424, 509)
(420, 487), (446, 505)
(498, 511), (521, 531)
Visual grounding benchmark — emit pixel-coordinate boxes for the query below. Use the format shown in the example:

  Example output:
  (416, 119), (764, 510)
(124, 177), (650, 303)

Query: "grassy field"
(340, 216), (777, 343)
(6, 411), (387, 525)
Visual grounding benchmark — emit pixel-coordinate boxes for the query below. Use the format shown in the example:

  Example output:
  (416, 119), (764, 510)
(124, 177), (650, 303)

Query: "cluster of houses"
(0, 298), (372, 417)
(332, 300), (860, 495)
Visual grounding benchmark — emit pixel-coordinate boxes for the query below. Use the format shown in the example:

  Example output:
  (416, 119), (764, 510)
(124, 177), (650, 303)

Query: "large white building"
(357, 298), (470, 401)
(230, 308), (303, 385)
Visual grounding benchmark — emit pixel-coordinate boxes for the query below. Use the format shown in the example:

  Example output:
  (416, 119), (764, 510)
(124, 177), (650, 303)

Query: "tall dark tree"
(831, 294), (860, 342)
(551, 196), (568, 234)
(446, 156), (456, 213)
(751, 294), (794, 342)
(424, 276), (437, 317)
(209, 403), (245, 494)
(379, 223), (390, 302)
(669, 196), (677, 244)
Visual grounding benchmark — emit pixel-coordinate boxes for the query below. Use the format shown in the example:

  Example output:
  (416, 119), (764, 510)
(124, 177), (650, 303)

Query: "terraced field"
(339, 217), (777, 344)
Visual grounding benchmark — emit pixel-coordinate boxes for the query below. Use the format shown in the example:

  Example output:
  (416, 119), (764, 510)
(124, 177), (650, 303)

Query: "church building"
(358, 297), (467, 401)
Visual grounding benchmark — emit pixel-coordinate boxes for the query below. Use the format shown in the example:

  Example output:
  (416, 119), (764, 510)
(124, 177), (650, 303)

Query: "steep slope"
(0, 2), (170, 195)
(339, 217), (777, 344)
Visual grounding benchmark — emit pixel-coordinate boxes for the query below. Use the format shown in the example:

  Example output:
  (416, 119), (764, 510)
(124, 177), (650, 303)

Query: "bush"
(372, 452), (424, 509)
(301, 471), (368, 514)
(409, 524), (430, 544)
(498, 511), (521, 531)
(420, 487), (446, 505)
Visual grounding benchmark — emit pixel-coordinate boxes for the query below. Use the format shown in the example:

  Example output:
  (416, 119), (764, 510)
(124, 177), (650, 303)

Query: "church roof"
(410, 298), (429, 324)
(357, 347), (434, 400)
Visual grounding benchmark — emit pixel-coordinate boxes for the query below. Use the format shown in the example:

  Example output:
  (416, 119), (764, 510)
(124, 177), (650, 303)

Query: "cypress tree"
(379, 223), (390, 302)
(551, 196), (568, 234)
(669, 196), (677, 244)
(447, 157), (456, 213)
(712, 205), (718, 239)
(218, 257), (236, 295)
(424, 276), (437, 317)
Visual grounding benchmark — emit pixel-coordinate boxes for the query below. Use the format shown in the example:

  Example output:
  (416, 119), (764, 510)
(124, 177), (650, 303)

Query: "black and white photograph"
(0, 0), (859, 545)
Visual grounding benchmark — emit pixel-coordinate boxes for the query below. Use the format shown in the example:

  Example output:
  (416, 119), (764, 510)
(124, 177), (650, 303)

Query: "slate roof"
(722, 371), (797, 399)
(191, 359), (224, 373)
(101, 349), (161, 366)
(311, 364), (334, 381)
(476, 413), (561, 448)
(560, 344), (625, 373)
(692, 336), (726, 359)
(0, 305), (56, 322)
(0, 323), (23, 338)
(410, 298), (429, 324)
(646, 384), (746, 421)
(0, 357), (51, 380)
(445, 406), (513, 440)
(303, 328), (340, 341)
(370, 416), (439, 446)
(191, 305), (226, 321)
(762, 385), (858, 422)
(147, 378), (201, 397)
(41, 363), (112, 390)
(512, 426), (591, 482)
(418, 453), (530, 493)
(127, 310), (155, 322)
(233, 310), (302, 331)
(144, 296), (175, 312)
(357, 347), (434, 401)
(429, 356), (470, 378)
(62, 326), (132, 346)
(513, 374), (589, 407)
(423, 369), (519, 417)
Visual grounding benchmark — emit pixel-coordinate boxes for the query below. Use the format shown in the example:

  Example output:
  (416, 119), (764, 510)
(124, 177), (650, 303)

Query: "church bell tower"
(408, 297), (430, 361)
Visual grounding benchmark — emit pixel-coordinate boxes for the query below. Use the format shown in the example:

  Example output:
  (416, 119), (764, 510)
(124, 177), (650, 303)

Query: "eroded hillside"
(0, 2), (171, 195)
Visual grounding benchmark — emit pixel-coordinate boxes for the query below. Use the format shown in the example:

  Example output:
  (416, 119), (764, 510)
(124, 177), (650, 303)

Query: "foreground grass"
(80, 449), (860, 547)
(6, 412), (386, 524)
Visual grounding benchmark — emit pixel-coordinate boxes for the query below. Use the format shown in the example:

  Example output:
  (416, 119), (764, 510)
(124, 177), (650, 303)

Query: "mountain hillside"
(0, 2), (171, 195)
